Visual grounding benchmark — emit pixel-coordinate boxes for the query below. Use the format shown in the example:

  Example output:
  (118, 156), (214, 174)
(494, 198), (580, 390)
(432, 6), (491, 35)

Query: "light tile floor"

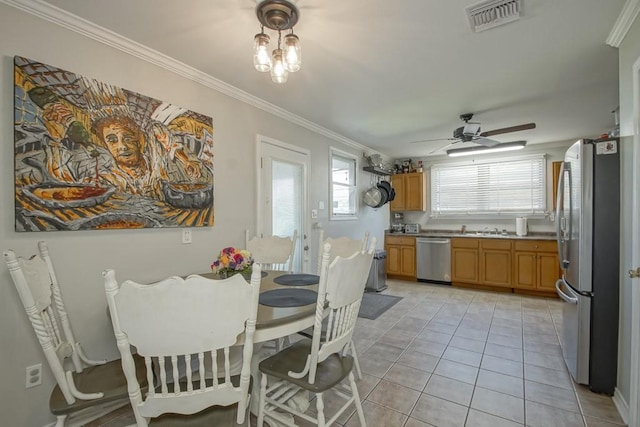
(86, 279), (627, 427)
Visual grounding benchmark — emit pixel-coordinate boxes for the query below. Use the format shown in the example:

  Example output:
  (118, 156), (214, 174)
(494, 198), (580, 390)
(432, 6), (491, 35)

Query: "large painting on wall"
(13, 56), (214, 231)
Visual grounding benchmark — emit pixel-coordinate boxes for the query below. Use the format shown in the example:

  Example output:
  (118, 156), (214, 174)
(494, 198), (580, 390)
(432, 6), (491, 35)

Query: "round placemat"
(273, 273), (320, 286)
(259, 289), (318, 307)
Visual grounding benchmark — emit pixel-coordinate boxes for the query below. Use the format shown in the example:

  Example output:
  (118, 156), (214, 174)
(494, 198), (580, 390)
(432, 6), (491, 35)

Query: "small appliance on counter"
(390, 212), (405, 233)
(404, 223), (421, 234)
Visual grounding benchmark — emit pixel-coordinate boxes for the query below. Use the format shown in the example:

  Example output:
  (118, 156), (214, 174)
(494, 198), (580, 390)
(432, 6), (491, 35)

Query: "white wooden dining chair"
(246, 229), (298, 273)
(103, 263), (262, 426)
(316, 230), (369, 274)
(257, 238), (377, 427)
(3, 241), (145, 427)
(312, 230), (370, 379)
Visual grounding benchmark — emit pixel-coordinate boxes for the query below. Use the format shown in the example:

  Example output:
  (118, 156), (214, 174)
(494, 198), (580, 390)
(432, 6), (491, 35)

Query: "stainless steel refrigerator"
(555, 138), (620, 395)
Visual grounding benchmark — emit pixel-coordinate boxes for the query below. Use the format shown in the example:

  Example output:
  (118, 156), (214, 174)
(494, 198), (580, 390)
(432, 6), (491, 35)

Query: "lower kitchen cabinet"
(385, 235), (416, 279)
(452, 238), (479, 284)
(480, 239), (512, 287)
(451, 237), (558, 295)
(514, 240), (560, 291)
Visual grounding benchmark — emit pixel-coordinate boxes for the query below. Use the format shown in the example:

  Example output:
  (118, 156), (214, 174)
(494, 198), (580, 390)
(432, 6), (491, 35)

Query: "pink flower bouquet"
(211, 247), (253, 276)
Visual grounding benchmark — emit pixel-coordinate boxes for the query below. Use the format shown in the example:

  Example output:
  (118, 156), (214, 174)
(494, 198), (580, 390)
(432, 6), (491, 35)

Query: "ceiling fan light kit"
(253, 0), (301, 83)
(447, 141), (527, 157)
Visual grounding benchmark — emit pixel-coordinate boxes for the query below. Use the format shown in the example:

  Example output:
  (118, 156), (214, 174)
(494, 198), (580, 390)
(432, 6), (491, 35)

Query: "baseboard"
(612, 387), (629, 425)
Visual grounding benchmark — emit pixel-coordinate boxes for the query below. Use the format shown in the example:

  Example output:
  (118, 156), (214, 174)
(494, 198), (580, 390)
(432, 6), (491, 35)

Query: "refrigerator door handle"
(555, 162), (571, 270)
(556, 279), (578, 304)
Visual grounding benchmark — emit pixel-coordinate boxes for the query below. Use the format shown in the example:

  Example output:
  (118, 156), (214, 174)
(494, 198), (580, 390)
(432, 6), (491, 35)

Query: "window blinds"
(431, 154), (546, 216)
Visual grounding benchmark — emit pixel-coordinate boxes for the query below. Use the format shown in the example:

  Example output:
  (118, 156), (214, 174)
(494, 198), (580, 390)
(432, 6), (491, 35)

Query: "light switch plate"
(319, 201), (325, 210)
(311, 209), (318, 219)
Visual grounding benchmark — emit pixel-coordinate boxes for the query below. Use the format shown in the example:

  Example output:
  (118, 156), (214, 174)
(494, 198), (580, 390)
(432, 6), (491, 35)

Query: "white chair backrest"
(296, 237), (376, 384)
(4, 241), (87, 405)
(316, 230), (369, 274)
(103, 264), (262, 426)
(245, 229), (297, 273)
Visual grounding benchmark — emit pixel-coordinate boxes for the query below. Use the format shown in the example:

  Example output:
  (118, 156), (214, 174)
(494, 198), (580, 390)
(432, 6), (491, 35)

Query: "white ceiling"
(34, 0), (625, 158)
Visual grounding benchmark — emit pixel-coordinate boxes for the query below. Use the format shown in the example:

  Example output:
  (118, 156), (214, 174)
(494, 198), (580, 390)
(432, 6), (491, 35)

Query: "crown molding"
(607, 0), (640, 47)
(1, 0), (380, 155)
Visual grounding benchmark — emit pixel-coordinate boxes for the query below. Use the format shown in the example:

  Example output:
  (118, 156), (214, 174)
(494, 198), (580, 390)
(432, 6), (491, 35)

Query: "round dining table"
(200, 270), (320, 344)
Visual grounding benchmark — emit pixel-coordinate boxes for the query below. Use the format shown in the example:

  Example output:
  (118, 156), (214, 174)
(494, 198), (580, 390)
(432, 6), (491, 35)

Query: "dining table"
(200, 270), (320, 343)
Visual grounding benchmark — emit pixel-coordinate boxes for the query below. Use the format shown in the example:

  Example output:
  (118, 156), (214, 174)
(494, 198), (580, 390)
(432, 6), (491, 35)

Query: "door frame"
(629, 53), (640, 427)
(255, 134), (311, 272)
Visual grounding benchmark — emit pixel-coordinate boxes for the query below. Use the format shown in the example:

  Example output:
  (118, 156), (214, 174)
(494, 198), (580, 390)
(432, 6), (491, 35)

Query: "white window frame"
(329, 148), (358, 220)
(430, 154), (547, 218)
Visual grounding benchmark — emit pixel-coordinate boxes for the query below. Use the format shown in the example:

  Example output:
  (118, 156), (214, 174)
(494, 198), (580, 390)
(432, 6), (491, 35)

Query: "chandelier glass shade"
(253, 32), (272, 72)
(253, 0), (301, 83)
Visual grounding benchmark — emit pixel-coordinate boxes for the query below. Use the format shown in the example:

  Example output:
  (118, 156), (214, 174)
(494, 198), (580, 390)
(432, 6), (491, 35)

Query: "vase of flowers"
(210, 247), (253, 279)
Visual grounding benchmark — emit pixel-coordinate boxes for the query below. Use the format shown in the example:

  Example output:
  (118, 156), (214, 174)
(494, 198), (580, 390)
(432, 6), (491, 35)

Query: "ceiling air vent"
(466, 0), (523, 33)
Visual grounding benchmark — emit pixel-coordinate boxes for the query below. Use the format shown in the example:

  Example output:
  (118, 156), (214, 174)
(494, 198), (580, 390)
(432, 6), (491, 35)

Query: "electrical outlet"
(182, 229), (192, 244)
(26, 364), (42, 388)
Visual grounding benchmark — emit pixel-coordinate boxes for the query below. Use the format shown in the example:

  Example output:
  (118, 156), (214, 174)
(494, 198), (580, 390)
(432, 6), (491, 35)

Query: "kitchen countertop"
(386, 229), (557, 241)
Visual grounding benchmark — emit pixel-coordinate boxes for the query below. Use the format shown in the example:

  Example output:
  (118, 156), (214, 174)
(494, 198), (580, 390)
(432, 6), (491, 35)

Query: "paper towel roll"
(516, 217), (528, 236)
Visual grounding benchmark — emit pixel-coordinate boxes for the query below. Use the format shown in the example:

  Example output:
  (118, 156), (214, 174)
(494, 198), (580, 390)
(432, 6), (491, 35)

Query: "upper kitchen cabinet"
(390, 172), (427, 211)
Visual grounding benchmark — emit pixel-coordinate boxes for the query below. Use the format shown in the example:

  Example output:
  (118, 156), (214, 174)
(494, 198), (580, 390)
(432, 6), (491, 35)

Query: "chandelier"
(253, 0), (301, 83)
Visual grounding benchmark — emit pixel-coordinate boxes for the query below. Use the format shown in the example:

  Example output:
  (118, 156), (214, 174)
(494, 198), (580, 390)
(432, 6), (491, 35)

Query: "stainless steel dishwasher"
(416, 237), (452, 284)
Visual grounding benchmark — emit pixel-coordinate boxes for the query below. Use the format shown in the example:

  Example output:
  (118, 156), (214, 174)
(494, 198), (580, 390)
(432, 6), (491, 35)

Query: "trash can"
(365, 250), (387, 292)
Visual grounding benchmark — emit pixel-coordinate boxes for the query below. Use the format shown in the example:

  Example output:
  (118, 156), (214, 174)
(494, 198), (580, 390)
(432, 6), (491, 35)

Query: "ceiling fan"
(409, 113), (536, 153)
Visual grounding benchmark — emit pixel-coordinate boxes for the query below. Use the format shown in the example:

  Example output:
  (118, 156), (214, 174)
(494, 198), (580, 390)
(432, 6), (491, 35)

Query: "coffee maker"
(391, 212), (405, 233)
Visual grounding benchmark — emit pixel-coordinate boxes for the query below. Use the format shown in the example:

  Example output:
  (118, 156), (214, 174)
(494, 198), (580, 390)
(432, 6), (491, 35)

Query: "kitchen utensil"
(376, 182), (390, 205)
(364, 185), (386, 208)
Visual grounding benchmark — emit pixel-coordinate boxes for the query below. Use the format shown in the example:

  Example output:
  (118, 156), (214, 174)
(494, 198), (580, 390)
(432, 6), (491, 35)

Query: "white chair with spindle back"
(312, 230), (370, 378)
(257, 238), (377, 427)
(245, 229), (298, 273)
(103, 264), (262, 426)
(4, 241), (145, 427)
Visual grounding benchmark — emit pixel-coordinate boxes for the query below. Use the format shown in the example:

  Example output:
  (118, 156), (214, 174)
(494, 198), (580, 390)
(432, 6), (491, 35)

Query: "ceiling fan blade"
(428, 141), (458, 154)
(480, 123), (536, 137)
(409, 137), (457, 144)
(473, 137), (501, 147)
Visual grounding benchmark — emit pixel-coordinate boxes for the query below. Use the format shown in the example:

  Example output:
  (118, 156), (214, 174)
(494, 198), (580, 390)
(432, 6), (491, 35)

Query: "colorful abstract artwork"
(14, 56), (214, 231)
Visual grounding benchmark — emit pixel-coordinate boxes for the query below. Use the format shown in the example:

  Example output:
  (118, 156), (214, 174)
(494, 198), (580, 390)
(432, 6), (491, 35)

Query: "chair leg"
(349, 340), (362, 380)
(257, 373), (268, 427)
(349, 372), (366, 426)
(315, 392), (326, 427)
(275, 336), (291, 352)
(55, 415), (67, 427)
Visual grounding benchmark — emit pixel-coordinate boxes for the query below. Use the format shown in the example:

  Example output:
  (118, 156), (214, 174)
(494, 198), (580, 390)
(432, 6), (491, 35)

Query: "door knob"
(629, 267), (640, 279)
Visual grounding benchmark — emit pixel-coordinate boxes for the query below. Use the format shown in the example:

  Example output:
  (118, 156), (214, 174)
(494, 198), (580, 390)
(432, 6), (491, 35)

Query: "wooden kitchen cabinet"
(451, 237), (559, 294)
(514, 240), (560, 291)
(385, 235), (416, 279)
(389, 172), (426, 211)
(480, 239), (512, 287)
(452, 238), (479, 284)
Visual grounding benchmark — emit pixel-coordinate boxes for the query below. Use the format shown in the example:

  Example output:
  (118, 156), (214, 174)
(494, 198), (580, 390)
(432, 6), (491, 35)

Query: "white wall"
(0, 4), (388, 425)
(399, 142), (574, 234)
(616, 10), (640, 412)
